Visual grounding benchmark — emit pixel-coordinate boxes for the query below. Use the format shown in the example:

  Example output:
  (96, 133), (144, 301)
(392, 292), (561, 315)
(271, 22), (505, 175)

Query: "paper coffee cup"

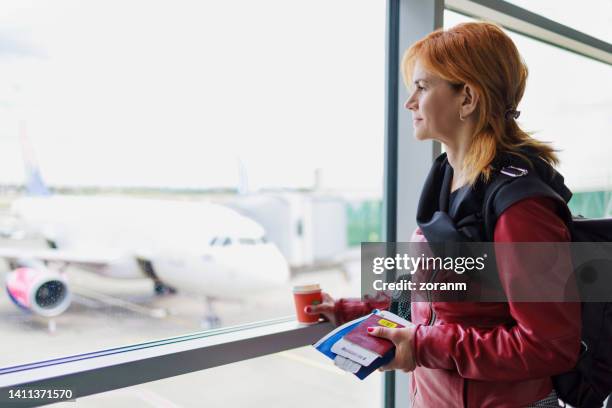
(293, 284), (322, 324)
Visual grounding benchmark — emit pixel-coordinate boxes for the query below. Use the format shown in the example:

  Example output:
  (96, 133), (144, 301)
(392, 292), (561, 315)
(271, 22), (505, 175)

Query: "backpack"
(482, 165), (612, 408)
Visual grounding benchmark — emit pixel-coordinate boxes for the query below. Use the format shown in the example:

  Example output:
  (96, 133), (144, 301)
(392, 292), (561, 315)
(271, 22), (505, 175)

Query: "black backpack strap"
(482, 168), (522, 241)
(482, 166), (572, 241)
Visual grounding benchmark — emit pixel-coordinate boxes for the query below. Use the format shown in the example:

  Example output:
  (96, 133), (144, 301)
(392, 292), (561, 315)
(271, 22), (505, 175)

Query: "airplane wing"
(0, 247), (119, 268)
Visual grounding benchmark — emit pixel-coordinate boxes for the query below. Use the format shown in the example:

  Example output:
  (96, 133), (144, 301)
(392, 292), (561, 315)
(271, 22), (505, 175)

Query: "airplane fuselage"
(9, 195), (290, 298)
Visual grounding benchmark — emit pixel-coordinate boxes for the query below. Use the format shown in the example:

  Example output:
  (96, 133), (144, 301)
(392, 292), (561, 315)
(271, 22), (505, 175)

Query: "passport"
(313, 309), (412, 380)
(343, 313), (406, 357)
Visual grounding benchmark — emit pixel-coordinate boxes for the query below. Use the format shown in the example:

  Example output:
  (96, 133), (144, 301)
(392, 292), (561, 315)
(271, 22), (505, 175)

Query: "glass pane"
(47, 347), (382, 408)
(0, 0), (385, 367)
(505, 0), (612, 43)
(444, 10), (612, 217)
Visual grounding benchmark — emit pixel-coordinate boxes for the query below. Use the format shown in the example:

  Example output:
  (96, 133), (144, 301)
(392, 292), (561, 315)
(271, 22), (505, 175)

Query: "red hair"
(402, 22), (558, 185)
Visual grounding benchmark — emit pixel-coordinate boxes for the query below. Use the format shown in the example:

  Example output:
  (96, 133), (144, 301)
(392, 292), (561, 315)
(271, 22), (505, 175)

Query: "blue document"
(312, 310), (398, 380)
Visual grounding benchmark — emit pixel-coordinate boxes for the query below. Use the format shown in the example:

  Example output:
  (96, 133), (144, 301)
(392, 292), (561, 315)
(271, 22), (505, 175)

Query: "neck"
(445, 143), (470, 191)
(444, 120), (475, 191)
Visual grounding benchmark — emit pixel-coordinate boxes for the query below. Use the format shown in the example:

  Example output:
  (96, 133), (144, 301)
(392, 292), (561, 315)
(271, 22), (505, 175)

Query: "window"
(505, 0), (612, 43)
(0, 0), (385, 372)
(238, 238), (256, 245)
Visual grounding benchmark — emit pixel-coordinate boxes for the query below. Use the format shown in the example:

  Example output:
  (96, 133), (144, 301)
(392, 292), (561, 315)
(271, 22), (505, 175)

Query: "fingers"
(367, 326), (396, 343)
(378, 362), (414, 373)
(304, 303), (333, 315)
(378, 361), (399, 372)
(304, 292), (334, 315)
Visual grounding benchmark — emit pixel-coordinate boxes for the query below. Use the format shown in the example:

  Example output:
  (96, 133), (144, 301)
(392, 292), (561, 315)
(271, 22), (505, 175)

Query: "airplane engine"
(5, 266), (71, 317)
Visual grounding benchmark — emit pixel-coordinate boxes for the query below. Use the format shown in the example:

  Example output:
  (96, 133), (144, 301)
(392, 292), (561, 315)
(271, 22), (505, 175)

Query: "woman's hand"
(304, 292), (337, 326)
(368, 325), (417, 372)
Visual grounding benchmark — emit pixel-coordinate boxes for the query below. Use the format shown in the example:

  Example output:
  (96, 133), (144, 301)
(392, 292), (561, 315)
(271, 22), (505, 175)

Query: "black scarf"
(416, 153), (487, 242)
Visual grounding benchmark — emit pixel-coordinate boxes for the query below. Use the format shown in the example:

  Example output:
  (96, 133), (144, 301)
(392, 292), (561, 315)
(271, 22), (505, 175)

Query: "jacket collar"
(416, 148), (572, 243)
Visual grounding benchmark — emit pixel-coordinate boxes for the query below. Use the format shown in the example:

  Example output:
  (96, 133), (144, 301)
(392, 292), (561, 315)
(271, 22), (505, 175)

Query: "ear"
(459, 83), (479, 119)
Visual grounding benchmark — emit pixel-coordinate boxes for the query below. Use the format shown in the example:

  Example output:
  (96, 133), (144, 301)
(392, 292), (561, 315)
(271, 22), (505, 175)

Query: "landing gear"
(200, 297), (221, 329)
(47, 318), (57, 334)
(201, 315), (221, 330)
(137, 258), (176, 296)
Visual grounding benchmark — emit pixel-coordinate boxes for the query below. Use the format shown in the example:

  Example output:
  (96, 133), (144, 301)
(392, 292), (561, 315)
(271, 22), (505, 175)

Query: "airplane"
(0, 134), (290, 327)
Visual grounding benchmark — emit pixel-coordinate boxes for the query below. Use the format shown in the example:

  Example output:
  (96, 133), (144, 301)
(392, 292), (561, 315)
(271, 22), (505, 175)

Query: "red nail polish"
(304, 306), (312, 313)
(367, 327), (374, 333)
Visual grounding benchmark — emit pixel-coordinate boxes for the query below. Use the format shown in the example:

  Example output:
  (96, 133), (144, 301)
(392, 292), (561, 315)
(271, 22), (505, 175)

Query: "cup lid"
(292, 284), (320, 293)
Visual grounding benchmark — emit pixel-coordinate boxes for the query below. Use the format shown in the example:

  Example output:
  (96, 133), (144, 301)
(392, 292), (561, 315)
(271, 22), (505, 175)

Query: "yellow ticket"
(377, 318), (398, 328)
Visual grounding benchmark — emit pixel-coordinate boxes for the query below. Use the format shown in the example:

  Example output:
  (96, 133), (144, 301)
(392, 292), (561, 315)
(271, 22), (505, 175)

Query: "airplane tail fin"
(19, 121), (50, 196)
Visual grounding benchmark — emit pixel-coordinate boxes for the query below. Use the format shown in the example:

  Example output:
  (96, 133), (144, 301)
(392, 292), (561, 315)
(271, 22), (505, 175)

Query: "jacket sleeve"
(413, 197), (581, 381)
(333, 292), (391, 325)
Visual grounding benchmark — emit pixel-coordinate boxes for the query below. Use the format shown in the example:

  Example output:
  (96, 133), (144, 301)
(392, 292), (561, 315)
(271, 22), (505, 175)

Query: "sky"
(0, 0), (610, 193)
(0, 0), (386, 193)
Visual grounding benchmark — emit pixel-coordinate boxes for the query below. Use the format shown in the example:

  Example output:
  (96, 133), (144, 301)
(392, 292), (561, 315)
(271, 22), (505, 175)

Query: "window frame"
(0, 317), (333, 407)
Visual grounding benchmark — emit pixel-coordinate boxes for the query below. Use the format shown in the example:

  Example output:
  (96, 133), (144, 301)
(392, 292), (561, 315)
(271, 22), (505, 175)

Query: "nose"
(404, 91), (418, 111)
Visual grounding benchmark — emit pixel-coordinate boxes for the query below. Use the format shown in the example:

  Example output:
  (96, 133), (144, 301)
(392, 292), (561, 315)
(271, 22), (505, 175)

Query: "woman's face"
(404, 60), (463, 145)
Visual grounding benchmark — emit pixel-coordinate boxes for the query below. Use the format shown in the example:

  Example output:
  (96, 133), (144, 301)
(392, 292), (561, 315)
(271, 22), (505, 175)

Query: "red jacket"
(334, 197), (581, 408)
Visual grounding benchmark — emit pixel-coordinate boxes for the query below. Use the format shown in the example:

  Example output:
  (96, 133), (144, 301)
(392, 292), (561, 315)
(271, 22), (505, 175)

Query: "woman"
(306, 22), (581, 407)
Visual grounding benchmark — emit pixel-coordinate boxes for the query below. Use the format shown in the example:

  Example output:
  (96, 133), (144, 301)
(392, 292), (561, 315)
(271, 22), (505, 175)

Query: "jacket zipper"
(417, 265), (438, 407)
(427, 304), (437, 325)
(426, 267), (439, 325)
